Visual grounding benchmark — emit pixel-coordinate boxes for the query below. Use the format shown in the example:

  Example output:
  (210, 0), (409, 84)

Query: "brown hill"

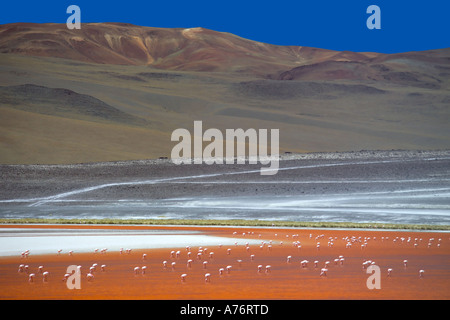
(0, 23), (449, 164)
(0, 22), (382, 75)
(276, 48), (450, 88)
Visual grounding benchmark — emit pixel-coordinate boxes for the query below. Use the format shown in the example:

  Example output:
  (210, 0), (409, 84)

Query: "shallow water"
(0, 200), (449, 225)
(0, 228), (261, 256)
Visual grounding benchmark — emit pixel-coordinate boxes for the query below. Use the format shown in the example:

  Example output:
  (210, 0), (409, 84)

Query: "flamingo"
(219, 268), (224, 275)
(87, 273), (94, 282)
(142, 266), (147, 275)
(419, 270), (425, 278)
(205, 273), (211, 283)
(101, 265), (106, 272)
(257, 265), (263, 273)
(203, 261), (208, 269)
(320, 268), (328, 277)
(387, 268), (393, 277)
(42, 271), (49, 282)
(18, 264), (24, 273)
(134, 266), (140, 275)
(265, 265), (271, 273)
(163, 261), (168, 268)
(142, 254), (147, 261)
(403, 260), (408, 268)
(181, 274), (187, 282)
(28, 273), (35, 283)
(187, 259), (193, 268)
(226, 265), (232, 274)
(287, 256), (292, 263)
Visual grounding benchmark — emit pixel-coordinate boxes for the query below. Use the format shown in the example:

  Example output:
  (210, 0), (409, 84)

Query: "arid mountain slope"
(0, 23), (449, 164)
(0, 22), (343, 75)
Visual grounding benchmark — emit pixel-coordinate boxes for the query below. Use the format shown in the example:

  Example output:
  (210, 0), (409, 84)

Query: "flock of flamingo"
(14, 229), (443, 291)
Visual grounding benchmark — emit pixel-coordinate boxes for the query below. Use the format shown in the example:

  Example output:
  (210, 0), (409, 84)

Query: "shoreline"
(0, 218), (449, 231)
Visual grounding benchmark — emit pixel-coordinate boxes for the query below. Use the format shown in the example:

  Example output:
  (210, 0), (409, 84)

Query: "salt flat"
(0, 150), (449, 225)
(0, 227), (261, 256)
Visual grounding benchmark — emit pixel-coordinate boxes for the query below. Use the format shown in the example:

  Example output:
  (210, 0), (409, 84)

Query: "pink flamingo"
(387, 268), (393, 277)
(134, 266), (140, 275)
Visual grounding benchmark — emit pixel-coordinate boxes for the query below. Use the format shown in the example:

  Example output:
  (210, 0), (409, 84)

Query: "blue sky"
(1, 0), (449, 53)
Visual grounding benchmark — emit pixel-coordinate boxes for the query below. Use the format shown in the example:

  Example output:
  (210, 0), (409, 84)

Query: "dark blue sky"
(1, 0), (449, 53)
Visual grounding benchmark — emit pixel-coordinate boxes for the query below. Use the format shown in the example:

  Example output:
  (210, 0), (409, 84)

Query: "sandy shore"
(0, 224), (448, 300)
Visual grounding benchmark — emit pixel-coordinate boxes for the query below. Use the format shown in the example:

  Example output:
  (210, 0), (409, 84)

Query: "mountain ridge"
(0, 22), (379, 75)
(0, 22), (449, 164)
